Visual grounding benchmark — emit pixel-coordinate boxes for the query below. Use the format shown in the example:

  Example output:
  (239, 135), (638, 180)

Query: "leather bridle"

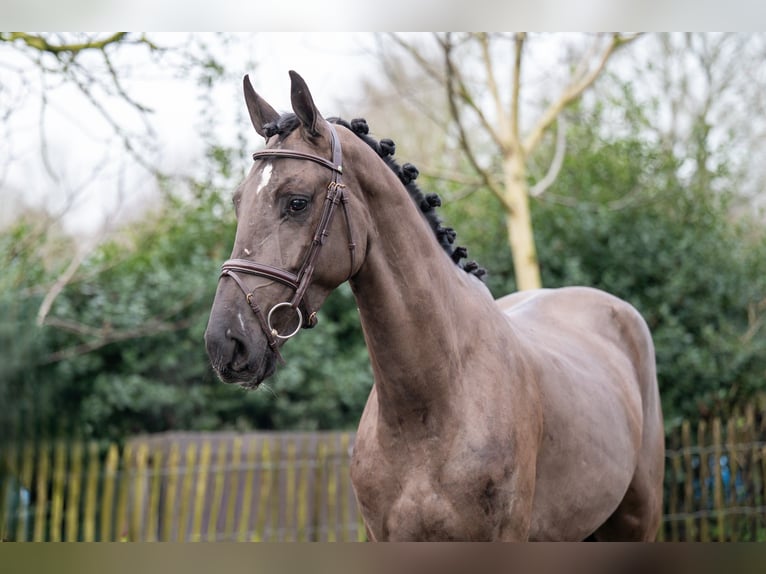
(218, 122), (355, 364)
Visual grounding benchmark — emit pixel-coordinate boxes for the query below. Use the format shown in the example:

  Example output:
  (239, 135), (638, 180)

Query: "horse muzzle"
(204, 313), (279, 388)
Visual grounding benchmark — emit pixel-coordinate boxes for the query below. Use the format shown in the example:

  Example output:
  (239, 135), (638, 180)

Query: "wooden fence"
(660, 405), (766, 542)
(2, 408), (766, 542)
(0, 431), (364, 542)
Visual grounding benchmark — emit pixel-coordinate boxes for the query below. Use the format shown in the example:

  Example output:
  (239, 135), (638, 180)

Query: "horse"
(204, 71), (665, 541)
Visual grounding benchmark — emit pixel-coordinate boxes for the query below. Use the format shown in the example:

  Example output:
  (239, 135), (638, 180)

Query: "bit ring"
(267, 302), (303, 340)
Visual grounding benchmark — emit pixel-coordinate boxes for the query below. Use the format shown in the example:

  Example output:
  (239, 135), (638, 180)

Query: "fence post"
(100, 443), (119, 541)
(668, 436), (680, 541)
(207, 438), (229, 542)
(237, 437), (259, 541)
(114, 443), (133, 541)
(65, 441), (83, 542)
(712, 418), (724, 541)
(161, 441), (181, 542)
(82, 442), (99, 542)
(49, 440), (67, 542)
(130, 442), (149, 541)
(726, 417), (738, 542)
(326, 435), (338, 542)
(223, 437), (242, 541)
(0, 444), (17, 542)
(177, 442), (197, 542)
(297, 435), (311, 542)
(191, 440), (212, 541)
(145, 443), (164, 542)
(312, 437), (327, 541)
(17, 441), (35, 542)
(285, 437), (297, 542)
(681, 421), (694, 541)
(267, 437), (282, 541)
(697, 421), (709, 542)
(340, 433), (352, 542)
(745, 405), (760, 539)
(251, 435), (275, 541)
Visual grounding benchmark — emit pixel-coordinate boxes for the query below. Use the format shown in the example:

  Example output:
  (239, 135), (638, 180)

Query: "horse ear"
(243, 74), (279, 140)
(289, 70), (322, 136)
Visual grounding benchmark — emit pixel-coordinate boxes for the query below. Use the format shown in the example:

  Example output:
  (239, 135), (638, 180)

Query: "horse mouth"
(214, 352), (277, 389)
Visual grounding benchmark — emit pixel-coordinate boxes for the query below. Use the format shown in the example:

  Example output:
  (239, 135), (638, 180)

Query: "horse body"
(204, 71), (664, 541)
(504, 287), (663, 540)
(351, 261), (663, 540)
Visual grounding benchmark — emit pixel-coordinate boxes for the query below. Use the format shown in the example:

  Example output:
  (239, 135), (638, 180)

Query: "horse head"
(204, 71), (370, 388)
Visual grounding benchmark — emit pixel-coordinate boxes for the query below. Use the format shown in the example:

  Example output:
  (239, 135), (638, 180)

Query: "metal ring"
(267, 302), (304, 340)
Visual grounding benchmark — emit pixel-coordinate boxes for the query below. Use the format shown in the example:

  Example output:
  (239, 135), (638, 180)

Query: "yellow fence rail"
(3, 408), (766, 542)
(1, 431), (365, 542)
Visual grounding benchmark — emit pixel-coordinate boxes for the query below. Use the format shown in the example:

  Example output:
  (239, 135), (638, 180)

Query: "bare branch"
(64, 58), (160, 175)
(373, 36), (449, 130)
(35, 247), (90, 326)
(478, 33), (508, 141)
(41, 287), (201, 364)
(742, 296), (766, 344)
(436, 33), (506, 152)
(511, 33), (525, 156)
(417, 166), (486, 201)
(101, 48), (153, 115)
(41, 316), (195, 364)
(417, 166), (485, 188)
(37, 73), (61, 187)
(523, 33), (642, 156)
(530, 115), (567, 197)
(0, 32), (162, 57)
(442, 34), (509, 210)
(386, 33), (445, 86)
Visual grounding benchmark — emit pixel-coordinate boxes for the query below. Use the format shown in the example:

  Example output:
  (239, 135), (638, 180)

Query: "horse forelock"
(263, 112), (486, 281)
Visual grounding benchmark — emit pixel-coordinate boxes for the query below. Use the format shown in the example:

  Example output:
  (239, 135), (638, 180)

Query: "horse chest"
(351, 438), (516, 541)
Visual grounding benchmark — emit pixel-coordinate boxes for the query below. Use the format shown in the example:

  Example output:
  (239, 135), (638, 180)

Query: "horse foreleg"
(496, 463), (537, 541)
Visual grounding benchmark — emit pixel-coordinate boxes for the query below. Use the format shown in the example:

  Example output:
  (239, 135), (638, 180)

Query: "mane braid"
(264, 113), (486, 281)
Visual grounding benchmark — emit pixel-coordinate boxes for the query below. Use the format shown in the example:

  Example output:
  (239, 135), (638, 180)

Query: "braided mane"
(262, 114), (486, 281)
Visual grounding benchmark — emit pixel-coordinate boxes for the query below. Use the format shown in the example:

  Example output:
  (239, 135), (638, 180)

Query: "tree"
(356, 45), (766, 424)
(0, 181), (374, 440)
(379, 32), (641, 290)
(0, 32), (251, 323)
(0, 33), (258, 439)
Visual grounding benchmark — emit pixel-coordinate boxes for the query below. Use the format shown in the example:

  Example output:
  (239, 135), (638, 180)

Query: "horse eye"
(288, 198), (309, 213)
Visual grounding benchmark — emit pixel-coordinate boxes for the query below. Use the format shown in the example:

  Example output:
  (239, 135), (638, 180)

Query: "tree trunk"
(503, 154), (541, 291)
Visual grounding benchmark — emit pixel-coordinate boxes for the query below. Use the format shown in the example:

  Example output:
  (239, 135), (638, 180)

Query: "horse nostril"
(231, 337), (249, 371)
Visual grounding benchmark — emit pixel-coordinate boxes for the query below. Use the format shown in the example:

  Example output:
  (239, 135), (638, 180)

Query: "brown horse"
(204, 71), (665, 541)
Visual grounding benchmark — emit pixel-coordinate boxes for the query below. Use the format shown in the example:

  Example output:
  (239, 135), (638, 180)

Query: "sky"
(5, 0), (766, 32)
(0, 33), (376, 238)
(2, 30), (765, 240)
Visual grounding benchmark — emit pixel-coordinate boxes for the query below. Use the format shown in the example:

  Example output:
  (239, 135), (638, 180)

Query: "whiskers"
(256, 381), (279, 398)
(236, 379), (279, 398)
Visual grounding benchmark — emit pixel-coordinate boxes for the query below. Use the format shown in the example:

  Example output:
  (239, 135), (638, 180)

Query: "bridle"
(218, 121), (355, 364)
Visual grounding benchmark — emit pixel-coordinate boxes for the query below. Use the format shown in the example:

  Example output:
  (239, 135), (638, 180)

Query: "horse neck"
(347, 158), (492, 427)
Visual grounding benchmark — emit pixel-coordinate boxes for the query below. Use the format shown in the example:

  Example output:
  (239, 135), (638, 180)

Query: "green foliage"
(267, 284), (372, 430)
(0, 176), (373, 440)
(0, 214), (72, 437)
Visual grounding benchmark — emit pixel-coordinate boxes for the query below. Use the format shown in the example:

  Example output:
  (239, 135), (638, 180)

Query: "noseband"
(218, 122), (355, 364)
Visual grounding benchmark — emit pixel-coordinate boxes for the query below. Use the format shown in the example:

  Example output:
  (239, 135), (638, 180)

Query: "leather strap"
(222, 268), (285, 365)
(218, 121), (355, 360)
(251, 148), (342, 175)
